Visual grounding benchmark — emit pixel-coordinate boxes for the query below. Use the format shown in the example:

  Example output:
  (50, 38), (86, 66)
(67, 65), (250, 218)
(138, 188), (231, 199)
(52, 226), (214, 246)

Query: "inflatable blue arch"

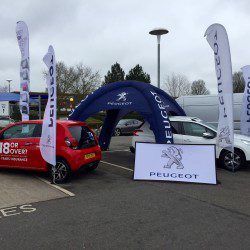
(69, 80), (186, 150)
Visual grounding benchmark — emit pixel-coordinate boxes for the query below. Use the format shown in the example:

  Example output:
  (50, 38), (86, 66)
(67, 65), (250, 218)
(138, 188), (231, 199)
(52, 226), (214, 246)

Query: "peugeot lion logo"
(17, 30), (22, 40)
(161, 146), (184, 169)
(218, 126), (231, 144)
(116, 92), (128, 102)
(47, 135), (52, 145)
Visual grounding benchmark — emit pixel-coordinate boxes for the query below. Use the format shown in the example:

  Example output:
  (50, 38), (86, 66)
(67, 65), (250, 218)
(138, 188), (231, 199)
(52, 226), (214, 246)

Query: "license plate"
(84, 153), (96, 160)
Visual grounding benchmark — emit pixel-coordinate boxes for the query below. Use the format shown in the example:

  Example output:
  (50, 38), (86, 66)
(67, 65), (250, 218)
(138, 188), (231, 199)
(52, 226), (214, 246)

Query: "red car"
(0, 120), (102, 183)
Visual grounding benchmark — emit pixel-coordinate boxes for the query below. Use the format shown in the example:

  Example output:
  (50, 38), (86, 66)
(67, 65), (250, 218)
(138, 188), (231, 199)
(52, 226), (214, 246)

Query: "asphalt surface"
(0, 136), (250, 250)
(0, 169), (68, 209)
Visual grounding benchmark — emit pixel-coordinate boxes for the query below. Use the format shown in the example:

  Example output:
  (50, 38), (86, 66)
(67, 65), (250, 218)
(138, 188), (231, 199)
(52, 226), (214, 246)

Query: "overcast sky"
(0, 0), (250, 94)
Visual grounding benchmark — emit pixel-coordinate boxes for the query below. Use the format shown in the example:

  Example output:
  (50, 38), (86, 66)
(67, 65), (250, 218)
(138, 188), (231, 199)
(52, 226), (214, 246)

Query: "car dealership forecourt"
(0, 79), (246, 185)
(1, 21), (249, 186)
(0, 9), (250, 248)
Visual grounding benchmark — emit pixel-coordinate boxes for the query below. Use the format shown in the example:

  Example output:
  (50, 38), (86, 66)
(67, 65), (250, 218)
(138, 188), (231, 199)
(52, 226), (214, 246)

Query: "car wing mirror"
(202, 132), (214, 139)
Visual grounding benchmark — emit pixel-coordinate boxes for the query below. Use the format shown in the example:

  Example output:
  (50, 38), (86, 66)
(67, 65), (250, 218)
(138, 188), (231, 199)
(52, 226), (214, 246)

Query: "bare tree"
(72, 63), (101, 98)
(191, 80), (210, 95)
(43, 61), (101, 111)
(0, 85), (9, 92)
(55, 61), (78, 95)
(163, 73), (190, 98)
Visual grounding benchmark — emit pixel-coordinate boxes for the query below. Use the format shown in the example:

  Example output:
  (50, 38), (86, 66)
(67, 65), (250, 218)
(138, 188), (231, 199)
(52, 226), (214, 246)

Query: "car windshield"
(199, 120), (217, 130)
(118, 120), (130, 125)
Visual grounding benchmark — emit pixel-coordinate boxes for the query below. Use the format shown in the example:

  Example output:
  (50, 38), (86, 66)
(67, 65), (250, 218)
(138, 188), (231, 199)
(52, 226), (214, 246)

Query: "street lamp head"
(149, 28), (169, 36)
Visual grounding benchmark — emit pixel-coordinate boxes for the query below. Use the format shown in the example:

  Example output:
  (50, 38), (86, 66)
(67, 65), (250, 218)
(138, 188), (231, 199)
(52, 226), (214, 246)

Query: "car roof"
(119, 119), (135, 122)
(8, 119), (87, 126)
(169, 116), (202, 122)
(142, 116), (203, 127)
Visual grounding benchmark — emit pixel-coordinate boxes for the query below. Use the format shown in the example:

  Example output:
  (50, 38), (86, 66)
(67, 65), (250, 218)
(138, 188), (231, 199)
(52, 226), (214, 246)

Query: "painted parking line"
(102, 150), (130, 153)
(36, 176), (75, 197)
(101, 160), (134, 172)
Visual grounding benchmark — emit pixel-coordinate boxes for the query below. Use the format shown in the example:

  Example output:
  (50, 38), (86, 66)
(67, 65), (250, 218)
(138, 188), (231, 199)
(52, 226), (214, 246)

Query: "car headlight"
(241, 139), (250, 145)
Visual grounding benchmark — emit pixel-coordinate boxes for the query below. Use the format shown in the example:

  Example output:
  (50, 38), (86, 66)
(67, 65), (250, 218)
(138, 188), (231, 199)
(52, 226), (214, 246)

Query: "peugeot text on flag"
(205, 23), (234, 153)
(16, 21), (30, 121)
(241, 65), (250, 136)
(40, 46), (57, 166)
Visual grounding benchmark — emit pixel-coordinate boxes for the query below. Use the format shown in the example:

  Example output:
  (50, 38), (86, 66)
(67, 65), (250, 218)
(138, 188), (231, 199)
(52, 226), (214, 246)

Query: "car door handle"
(184, 139), (191, 142)
(25, 142), (33, 146)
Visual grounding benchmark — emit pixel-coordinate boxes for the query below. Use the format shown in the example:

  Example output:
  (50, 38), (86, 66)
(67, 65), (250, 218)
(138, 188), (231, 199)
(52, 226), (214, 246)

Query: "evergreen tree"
(103, 62), (125, 85)
(125, 64), (150, 83)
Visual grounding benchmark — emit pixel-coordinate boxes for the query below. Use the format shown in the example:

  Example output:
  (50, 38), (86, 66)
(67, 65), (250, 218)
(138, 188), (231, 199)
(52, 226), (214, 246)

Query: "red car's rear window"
(68, 126), (97, 149)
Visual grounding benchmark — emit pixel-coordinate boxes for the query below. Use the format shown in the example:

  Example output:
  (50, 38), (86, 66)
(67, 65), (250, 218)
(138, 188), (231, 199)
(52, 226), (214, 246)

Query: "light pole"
(6, 79), (12, 92)
(6, 79), (12, 123)
(149, 28), (169, 89)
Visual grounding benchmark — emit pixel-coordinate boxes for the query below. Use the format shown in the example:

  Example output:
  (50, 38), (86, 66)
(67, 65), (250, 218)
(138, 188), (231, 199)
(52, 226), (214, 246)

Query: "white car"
(130, 116), (250, 171)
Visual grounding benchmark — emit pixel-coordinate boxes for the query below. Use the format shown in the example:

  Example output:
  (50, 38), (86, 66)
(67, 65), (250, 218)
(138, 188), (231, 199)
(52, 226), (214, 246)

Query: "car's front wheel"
(50, 159), (71, 184)
(219, 149), (245, 171)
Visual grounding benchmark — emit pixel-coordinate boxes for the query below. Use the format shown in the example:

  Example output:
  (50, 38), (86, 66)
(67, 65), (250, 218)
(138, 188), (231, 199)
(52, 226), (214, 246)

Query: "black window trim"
(170, 121), (183, 135)
(33, 124), (43, 138)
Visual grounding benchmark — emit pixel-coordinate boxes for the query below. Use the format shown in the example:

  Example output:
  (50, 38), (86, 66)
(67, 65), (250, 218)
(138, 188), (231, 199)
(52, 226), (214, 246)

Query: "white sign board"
(134, 143), (216, 185)
(0, 101), (9, 116)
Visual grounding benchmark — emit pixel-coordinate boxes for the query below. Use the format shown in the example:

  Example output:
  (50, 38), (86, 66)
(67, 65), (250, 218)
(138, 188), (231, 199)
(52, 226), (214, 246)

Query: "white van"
(176, 93), (243, 131)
